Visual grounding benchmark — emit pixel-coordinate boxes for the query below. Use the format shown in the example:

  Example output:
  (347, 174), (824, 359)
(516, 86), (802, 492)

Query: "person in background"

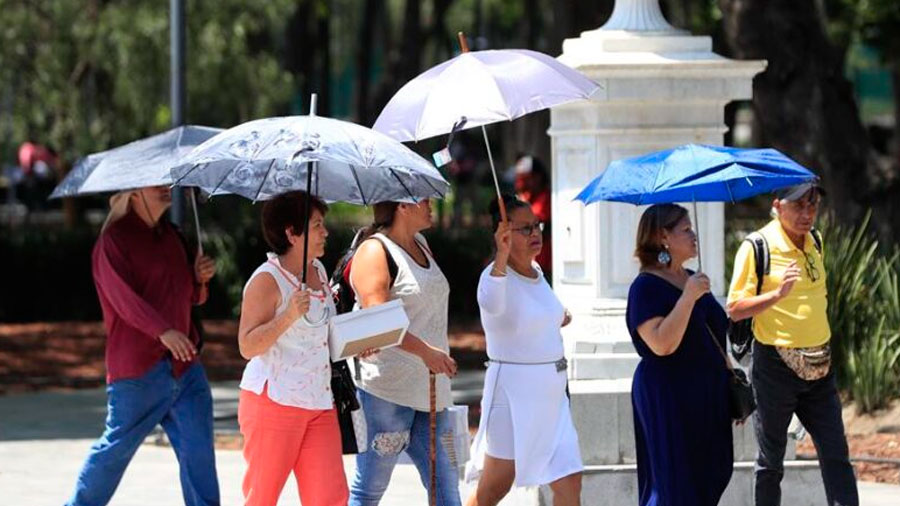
(727, 184), (857, 506)
(465, 195), (582, 506)
(625, 203), (733, 506)
(66, 186), (219, 506)
(236, 191), (349, 506)
(513, 154), (551, 277)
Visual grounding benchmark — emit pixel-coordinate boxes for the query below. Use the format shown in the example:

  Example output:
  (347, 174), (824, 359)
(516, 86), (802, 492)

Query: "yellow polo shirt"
(727, 220), (831, 348)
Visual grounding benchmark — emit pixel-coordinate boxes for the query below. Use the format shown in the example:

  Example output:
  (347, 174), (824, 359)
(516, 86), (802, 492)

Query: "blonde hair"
(101, 191), (136, 232)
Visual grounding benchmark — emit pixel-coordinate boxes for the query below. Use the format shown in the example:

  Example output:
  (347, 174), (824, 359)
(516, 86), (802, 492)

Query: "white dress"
(465, 262), (583, 487)
(239, 255), (335, 410)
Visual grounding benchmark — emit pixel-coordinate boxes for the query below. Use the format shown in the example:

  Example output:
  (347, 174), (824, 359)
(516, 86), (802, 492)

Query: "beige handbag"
(775, 343), (831, 380)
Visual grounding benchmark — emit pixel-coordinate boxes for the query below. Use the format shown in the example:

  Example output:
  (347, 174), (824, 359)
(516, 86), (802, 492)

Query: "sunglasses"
(511, 222), (544, 236)
(803, 251), (820, 282)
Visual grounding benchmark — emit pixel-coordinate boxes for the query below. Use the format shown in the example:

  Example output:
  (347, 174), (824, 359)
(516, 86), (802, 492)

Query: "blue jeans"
(752, 342), (858, 506)
(349, 389), (461, 506)
(66, 359), (220, 506)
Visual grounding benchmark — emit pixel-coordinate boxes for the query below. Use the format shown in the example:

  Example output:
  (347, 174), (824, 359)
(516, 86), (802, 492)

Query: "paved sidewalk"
(1, 384), (896, 505)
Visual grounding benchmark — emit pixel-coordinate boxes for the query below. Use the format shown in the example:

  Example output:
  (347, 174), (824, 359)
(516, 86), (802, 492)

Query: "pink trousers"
(238, 387), (349, 506)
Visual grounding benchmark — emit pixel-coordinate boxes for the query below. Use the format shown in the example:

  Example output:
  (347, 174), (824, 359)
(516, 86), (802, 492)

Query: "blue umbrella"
(575, 144), (818, 269)
(575, 144), (817, 206)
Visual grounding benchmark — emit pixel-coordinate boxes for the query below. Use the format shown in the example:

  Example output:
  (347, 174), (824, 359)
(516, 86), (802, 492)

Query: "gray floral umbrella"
(170, 111), (449, 205)
(50, 125), (222, 198)
(171, 97), (449, 321)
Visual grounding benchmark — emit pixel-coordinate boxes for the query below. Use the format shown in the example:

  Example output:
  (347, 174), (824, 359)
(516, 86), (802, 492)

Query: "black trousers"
(751, 342), (858, 506)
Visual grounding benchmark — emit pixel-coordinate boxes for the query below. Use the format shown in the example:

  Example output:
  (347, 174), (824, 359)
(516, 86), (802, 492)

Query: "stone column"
(542, 2), (826, 504)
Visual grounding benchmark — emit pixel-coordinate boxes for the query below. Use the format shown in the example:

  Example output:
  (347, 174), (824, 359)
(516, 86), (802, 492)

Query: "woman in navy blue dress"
(625, 204), (733, 506)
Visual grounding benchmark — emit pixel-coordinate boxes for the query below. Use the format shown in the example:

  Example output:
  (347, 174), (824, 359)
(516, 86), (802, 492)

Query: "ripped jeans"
(349, 389), (461, 506)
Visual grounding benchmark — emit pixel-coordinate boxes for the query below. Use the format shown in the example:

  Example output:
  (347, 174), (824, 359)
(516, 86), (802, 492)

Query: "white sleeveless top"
(351, 233), (452, 411)
(239, 254), (335, 410)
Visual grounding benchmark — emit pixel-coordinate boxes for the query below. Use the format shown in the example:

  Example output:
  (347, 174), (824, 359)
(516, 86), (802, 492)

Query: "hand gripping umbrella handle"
(299, 282), (331, 328)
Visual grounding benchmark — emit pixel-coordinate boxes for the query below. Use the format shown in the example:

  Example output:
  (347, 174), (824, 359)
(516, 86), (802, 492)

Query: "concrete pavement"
(1, 382), (896, 505)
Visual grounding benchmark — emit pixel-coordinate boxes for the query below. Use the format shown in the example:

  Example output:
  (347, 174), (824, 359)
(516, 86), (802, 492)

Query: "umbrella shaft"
(301, 161), (315, 285)
(692, 199), (702, 272)
(189, 189), (203, 256)
(481, 126), (507, 222)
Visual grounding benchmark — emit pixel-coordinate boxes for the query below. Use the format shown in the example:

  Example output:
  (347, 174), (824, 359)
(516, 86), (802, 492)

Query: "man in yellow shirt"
(727, 183), (857, 506)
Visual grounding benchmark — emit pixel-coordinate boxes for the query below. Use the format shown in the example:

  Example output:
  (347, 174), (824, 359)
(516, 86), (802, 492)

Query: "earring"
(657, 245), (671, 265)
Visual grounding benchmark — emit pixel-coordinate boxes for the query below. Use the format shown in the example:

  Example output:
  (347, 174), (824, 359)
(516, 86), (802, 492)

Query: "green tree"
(0, 0), (298, 224)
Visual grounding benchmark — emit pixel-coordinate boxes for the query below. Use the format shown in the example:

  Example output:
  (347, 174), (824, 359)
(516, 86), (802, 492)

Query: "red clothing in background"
(527, 188), (552, 275)
(92, 209), (202, 383)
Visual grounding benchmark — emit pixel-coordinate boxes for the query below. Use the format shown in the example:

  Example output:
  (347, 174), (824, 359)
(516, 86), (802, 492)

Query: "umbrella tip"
(310, 94), (318, 116)
(457, 32), (469, 53)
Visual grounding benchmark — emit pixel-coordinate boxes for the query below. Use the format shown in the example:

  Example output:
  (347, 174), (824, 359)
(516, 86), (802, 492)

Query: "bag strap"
(706, 323), (738, 377)
(369, 236), (399, 285)
(745, 232), (769, 296)
(810, 228), (823, 254)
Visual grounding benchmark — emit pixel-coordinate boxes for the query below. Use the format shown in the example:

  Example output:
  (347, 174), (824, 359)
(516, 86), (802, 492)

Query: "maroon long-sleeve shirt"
(92, 209), (203, 383)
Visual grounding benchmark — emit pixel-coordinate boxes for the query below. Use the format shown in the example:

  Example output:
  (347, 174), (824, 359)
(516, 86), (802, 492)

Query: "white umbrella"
(374, 36), (599, 220)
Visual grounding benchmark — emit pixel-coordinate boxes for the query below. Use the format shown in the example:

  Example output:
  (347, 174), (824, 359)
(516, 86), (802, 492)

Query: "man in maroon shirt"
(66, 185), (220, 506)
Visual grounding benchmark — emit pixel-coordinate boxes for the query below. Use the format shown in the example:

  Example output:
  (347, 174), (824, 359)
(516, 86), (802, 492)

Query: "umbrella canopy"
(373, 49), (600, 142)
(171, 115), (449, 204)
(574, 144), (818, 206)
(49, 125), (222, 199)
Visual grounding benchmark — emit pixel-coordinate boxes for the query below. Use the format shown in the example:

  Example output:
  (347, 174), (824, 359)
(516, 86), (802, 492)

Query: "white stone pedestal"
(536, 1), (826, 505)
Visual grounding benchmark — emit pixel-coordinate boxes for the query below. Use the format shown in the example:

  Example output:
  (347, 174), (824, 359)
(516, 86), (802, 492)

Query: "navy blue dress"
(626, 272), (733, 506)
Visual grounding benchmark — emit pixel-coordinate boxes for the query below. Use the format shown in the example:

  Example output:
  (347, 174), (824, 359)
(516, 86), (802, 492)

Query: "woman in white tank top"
(236, 191), (347, 506)
(348, 199), (461, 506)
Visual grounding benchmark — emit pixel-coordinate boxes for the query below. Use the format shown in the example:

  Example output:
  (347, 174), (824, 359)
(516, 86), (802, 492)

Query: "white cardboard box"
(329, 299), (409, 361)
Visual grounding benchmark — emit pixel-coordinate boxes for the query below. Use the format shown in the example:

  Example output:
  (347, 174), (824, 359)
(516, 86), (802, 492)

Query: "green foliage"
(0, 0), (297, 166)
(845, 316), (900, 413)
(819, 211), (900, 412)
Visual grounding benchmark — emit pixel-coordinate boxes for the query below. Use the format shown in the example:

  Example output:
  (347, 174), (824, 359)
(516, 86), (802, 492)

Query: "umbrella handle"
(299, 282), (331, 328)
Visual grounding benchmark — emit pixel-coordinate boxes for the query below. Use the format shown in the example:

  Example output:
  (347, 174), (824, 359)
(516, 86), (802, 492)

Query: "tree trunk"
(317, 6), (331, 117)
(719, 0), (900, 240)
(355, 0), (379, 124)
(399, 0), (421, 84)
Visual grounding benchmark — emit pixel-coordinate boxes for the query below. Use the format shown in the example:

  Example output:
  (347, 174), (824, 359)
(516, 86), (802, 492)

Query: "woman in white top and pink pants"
(237, 191), (347, 506)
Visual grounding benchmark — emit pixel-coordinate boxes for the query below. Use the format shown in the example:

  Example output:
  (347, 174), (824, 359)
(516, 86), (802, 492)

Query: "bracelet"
(490, 266), (507, 277)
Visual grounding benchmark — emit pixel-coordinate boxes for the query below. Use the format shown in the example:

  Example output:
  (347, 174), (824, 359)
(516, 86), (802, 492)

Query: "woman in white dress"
(465, 195), (583, 506)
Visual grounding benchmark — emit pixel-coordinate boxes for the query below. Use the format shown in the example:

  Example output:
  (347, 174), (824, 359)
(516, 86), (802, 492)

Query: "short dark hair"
(489, 194), (531, 231)
(634, 204), (688, 268)
(261, 191), (328, 255)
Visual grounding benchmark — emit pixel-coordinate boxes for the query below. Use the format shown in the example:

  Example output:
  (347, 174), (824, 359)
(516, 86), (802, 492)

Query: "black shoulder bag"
(707, 323), (756, 422)
(330, 234), (399, 454)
